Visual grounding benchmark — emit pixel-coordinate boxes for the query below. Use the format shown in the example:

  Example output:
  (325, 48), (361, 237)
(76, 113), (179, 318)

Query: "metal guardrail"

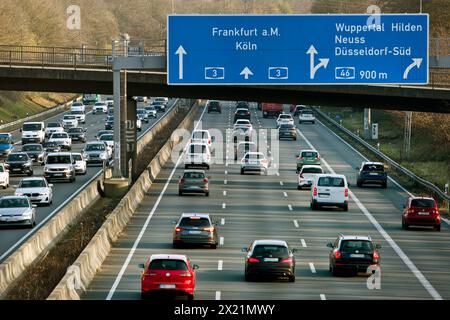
(313, 107), (450, 204)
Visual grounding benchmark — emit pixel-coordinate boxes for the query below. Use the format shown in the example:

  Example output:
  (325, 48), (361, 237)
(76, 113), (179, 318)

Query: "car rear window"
(280, 124), (294, 129)
(301, 167), (323, 174)
(209, 101), (220, 107)
(279, 115), (292, 119)
(253, 245), (288, 257)
(189, 144), (207, 154)
(179, 217), (211, 228)
(301, 151), (318, 158)
(192, 131), (208, 139)
(236, 110), (249, 115)
(245, 153), (264, 160)
(318, 177), (345, 187)
(411, 199), (436, 208)
(301, 110), (313, 115)
(149, 259), (188, 271)
(183, 172), (205, 179)
(340, 240), (373, 252)
(362, 164), (384, 172)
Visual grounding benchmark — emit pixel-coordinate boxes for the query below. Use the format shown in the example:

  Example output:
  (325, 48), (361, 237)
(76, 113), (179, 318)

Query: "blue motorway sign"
(167, 14), (428, 85)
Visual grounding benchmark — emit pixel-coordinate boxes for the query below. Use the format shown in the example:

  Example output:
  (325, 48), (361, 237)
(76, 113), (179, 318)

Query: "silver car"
(83, 142), (109, 166)
(240, 152), (269, 175)
(0, 196), (37, 228)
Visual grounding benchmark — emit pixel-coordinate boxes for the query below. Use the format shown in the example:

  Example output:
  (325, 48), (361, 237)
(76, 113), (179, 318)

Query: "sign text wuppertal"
(167, 14), (428, 85)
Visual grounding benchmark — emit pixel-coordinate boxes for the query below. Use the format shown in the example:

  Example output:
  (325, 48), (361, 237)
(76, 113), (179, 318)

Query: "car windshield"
(137, 109), (146, 114)
(239, 143), (256, 151)
(253, 245), (288, 257)
(318, 177), (345, 187)
(23, 124), (42, 131)
(362, 164), (384, 172)
(100, 134), (113, 141)
(68, 128), (83, 133)
(301, 167), (323, 174)
(19, 179), (46, 188)
(301, 151), (318, 158)
(192, 131), (208, 139)
(279, 115), (292, 119)
(86, 144), (105, 151)
(51, 133), (67, 139)
(95, 102), (105, 106)
(183, 172), (205, 179)
(341, 240), (373, 252)
(64, 116), (76, 120)
(189, 144), (207, 154)
(411, 199), (436, 208)
(47, 155), (71, 164)
(7, 154), (28, 161)
(72, 154), (82, 161)
(47, 123), (61, 128)
(72, 102), (82, 106)
(0, 198), (29, 208)
(152, 101), (163, 106)
(179, 217), (211, 228)
(71, 111), (83, 115)
(23, 145), (42, 151)
(149, 259), (188, 271)
(145, 106), (155, 111)
(43, 142), (57, 148)
(0, 136), (11, 144)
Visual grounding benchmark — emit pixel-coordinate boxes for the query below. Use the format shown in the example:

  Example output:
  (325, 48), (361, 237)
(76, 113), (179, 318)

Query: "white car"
(93, 101), (108, 114)
(136, 118), (142, 132)
(184, 143), (211, 170)
(15, 177), (53, 206)
(21, 122), (45, 145)
(191, 130), (212, 147)
(298, 109), (316, 124)
(71, 153), (87, 175)
(70, 110), (86, 124)
(0, 196), (36, 228)
(0, 163), (9, 189)
(234, 119), (252, 129)
(62, 115), (78, 129)
(98, 133), (114, 149)
(71, 101), (86, 112)
(240, 152), (269, 175)
(45, 122), (64, 138)
(233, 125), (254, 143)
(49, 132), (72, 151)
(276, 113), (294, 128)
(310, 174), (349, 211)
(144, 105), (157, 118)
(298, 165), (323, 190)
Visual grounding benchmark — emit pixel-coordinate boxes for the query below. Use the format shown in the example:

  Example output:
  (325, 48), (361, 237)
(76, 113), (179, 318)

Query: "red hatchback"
(140, 254), (199, 300)
(402, 197), (441, 231)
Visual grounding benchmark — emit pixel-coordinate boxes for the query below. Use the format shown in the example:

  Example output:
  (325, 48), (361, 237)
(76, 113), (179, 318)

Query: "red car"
(140, 254), (199, 300)
(402, 197), (441, 231)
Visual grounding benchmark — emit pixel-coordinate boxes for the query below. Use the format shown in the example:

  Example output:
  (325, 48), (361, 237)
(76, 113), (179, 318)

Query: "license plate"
(54, 173), (63, 177)
(418, 212), (429, 215)
(264, 258), (279, 262)
(248, 161), (258, 165)
(189, 230), (202, 234)
(12, 169), (21, 171)
(350, 254), (365, 258)
(319, 194), (330, 198)
(159, 284), (176, 289)
(369, 173), (379, 176)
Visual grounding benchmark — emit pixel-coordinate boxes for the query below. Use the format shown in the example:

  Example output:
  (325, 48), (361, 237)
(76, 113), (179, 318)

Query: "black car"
(236, 101), (250, 110)
(96, 129), (113, 139)
(234, 108), (251, 123)
(327, 235), (381, 276)
(356, 162), (387, 188)
(152, 102), (166, 112)
(292, 105), (307, 117)
(278, 124), (297, 141)
(5, 152), (33, 176)
(105, 116), (114, 130)
(22, 144), (45, 164)
(172, 213), (218, 249)
(42, 141), (61, 153)
(67, 127), (87, 143)
(243, 240), (296, 282)
(207, 100), (222, 113)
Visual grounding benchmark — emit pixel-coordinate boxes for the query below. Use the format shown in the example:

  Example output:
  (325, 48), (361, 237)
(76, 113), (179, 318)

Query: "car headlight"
(15, 193), (23, 196)
(22, 210), (32, 218)
(24, 163), (31, 167)
(100, 153), (107, 159)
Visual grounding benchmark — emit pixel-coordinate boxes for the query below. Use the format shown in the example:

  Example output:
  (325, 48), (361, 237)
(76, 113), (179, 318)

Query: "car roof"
(47, 152), (72, 156)
(9, 152), (27, 155)
(253, 239), (288, 247)
(0, 133), (12, 137)
(235, 108), (248, 111)
(23, 122), (44, 125)
(87, 141), (105, 144)
(19, 177), (46, 181)
(300, 149), (318, 153)
(181, 212), (210, 218)
(245, 151), (264, 156)
(339, 235), (372, 241)
(71, 152), (82, 156)
(362, 161), (384, 166)
(301, 165), (322, 169)
(149, 254), (188, 263)
(409, 196), (435, 201)
(193, 129), (209, 133)
(1, 195), (29, 200)
(315, 173), (346, 179)
(183, 169), (206, 174)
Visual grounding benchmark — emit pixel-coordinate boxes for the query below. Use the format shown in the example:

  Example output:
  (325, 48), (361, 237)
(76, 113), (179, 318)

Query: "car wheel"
(357, 180), (362, 187)
(297, 186), (301, 190)
(2, 185), (6, 190)
(343, 203), (349, 211)
(240, 169), (244, 175)
(187, 294), (194, 301)
(28, 171), (33, 177)
(205, 191), (209, 197)
(178, 191), (183, 196)
(402, 220), (409, 230)
(331, 266), (340, 277)
(382, 181), (387, 188)
(288, 275), (295, 282)
(173, 242), (180, 249)
(211, 243), (217, 249)
(244, 273), (253, 282)
(312, 121), (315, 124)
(435, 225), (441, 232)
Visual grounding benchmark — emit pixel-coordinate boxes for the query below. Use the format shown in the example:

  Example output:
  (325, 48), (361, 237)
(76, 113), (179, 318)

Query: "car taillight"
(208, 139), (211, 144)
(261, 159), (268, 164)
(313, 187), (318, 196)
(333, 249), (342, 259)
(317, 155), (321, 160)
(247, 257), (260, 263)
(281, 257), (293, 264)
(297, 157), (304, 160)
(203, 178), (209, 183)
(300, 174), (304, 178)
(344, 188), (349, 197)
(203, 227), (214, 232)
(373, 250), (380, 263)
(175, 227), (184, 233)
(179, 272), (192, 277)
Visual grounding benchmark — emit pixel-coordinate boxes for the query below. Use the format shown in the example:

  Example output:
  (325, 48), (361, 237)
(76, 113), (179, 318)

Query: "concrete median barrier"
(0, 99), (185, 299)
(48, 100), (202, 300)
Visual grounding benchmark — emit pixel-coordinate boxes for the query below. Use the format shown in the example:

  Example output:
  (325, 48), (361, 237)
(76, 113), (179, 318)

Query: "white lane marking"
(223, 190), (227, 196)
(219, 237), (224, 246)
(301, 239), (307, 247)
(105, 103), (208, 300)
(224, 180), (227, 185)
(293, 220), (299, 228)
(222, 203), (226, 209)
(280, 181), (284, 186)
(309, 262), (316, 274)
(221, 218), (225, 225)
(218, 260), (223, 270)
(320, 294), (326, 300)
(276, 172), (280, 176)
(215, 291), (221, 300)
(288, 204), (293, 211)
(283, 192), (288, 198)
(316, 118), (414, 197)
(225, 170), (228, 175)
(297, 128), (443, 300)
(442, 218), (450, 226)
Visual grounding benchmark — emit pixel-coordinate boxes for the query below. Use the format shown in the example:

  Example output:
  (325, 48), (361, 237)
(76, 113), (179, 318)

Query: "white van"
(310, 174), (349, 211)
(184, 143), (211, 170)
(71, 101), (86, 112)
(21, 122), (45, 145)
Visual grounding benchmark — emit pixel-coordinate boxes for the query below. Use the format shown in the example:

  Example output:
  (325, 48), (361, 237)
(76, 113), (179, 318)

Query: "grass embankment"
(0, 92), (77, 125)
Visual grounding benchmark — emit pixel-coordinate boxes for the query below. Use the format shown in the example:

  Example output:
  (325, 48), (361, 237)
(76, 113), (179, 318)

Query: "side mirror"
(138, 263), (145, 269)
(211, 137), (215, 142)
(355, 167), (360, 171)
(295, 154), (299, 157)
(20, 129), (22, 132)
(171, 219), (177, 225)
(192, 264), (199, 270)
(242, 247), (248, 252)
(32, 204), (37, 208)
(292, 248), (298, 253)
(49, 184), (54, 187)
(375, 244), (382, 249)
(326, 243), (334, 248)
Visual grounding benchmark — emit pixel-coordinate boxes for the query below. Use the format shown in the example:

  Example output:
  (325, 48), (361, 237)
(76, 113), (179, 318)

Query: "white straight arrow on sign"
(240, 66), (254, 79)
(403, 58), (422, 79)
(175, 45), (187, 80)
(306, 45), (329, 79)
